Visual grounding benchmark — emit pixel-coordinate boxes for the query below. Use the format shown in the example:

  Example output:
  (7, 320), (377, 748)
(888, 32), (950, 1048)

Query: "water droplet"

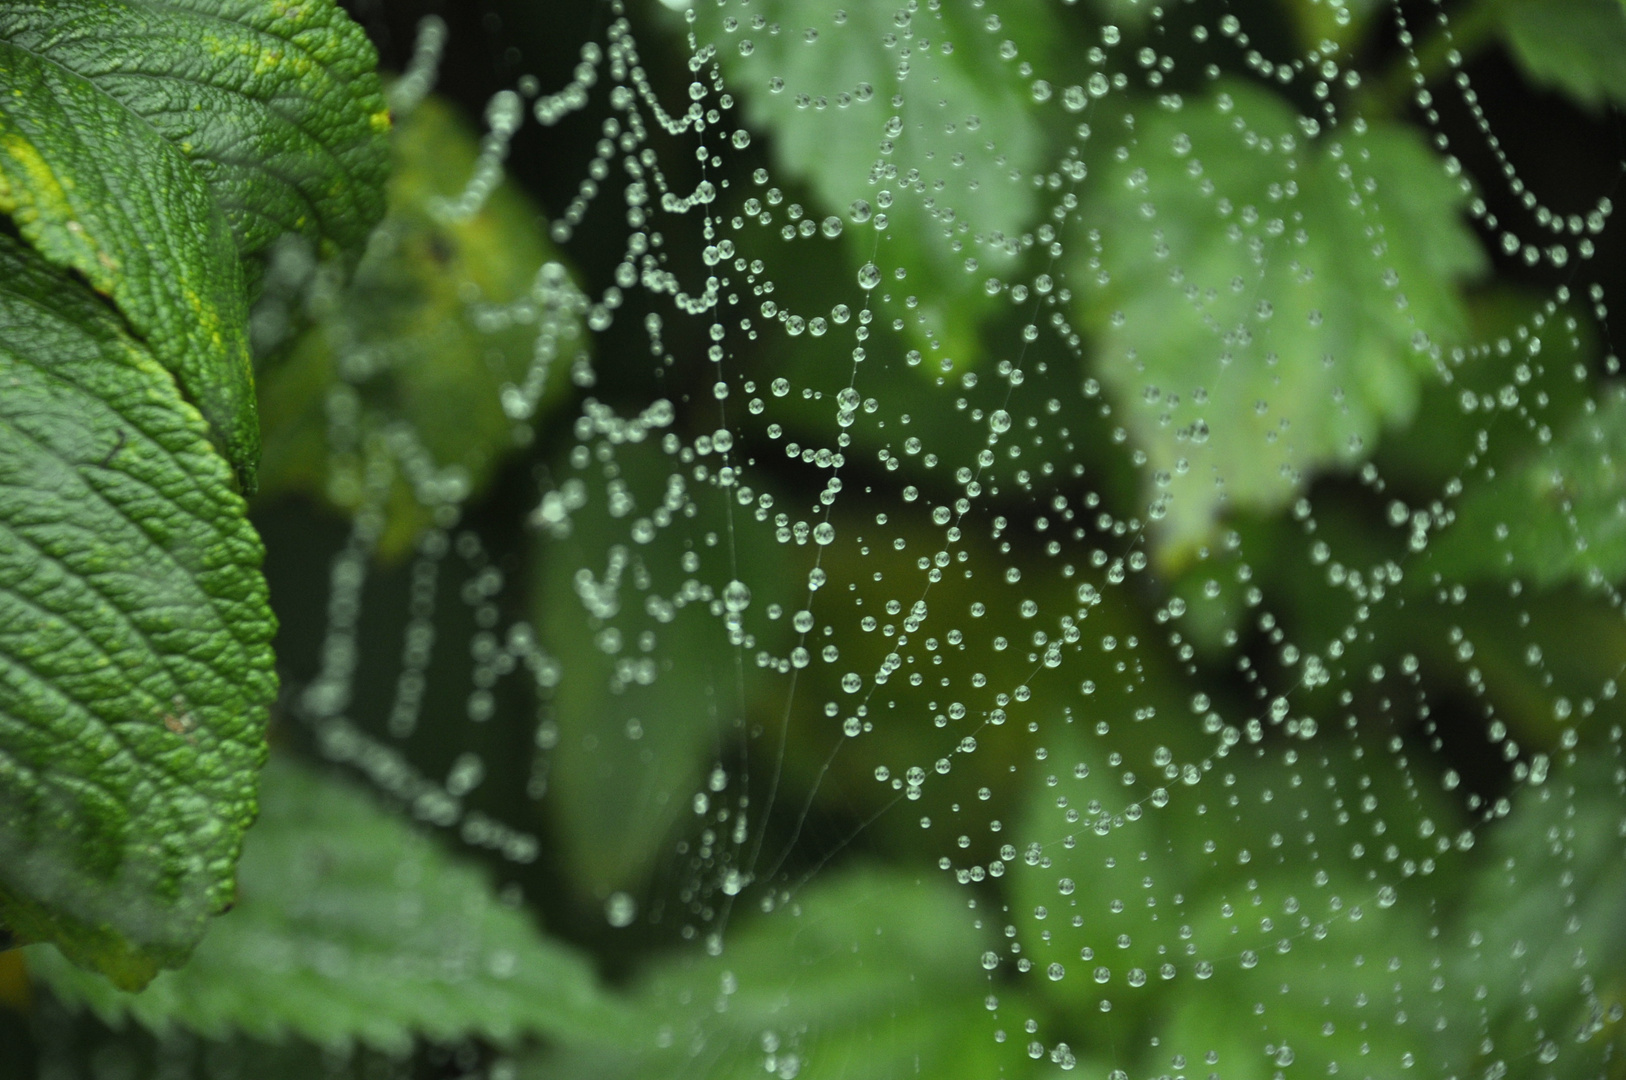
(857, 262), (881, 290)
(849, 199), (872, 223)
(723, 579), (752, 612)
(605, 892), (637, 927)
(821, 215), (843, 238)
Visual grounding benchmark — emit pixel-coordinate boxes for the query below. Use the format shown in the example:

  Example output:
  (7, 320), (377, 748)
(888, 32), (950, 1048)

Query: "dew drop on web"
(212, 3), (1626, 1080)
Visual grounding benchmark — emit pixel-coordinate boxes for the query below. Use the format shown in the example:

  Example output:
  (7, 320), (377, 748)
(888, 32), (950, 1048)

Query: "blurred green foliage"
(8, 0), (1626, 1078)
(256, 92), (581, 560)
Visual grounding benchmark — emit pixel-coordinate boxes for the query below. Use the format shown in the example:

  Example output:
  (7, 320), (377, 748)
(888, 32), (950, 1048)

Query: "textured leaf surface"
(256, 93), (579, 558)
(0, 39), (258, 481)
(0, 0), (392, 484)
(1075, 84), (1484, 558)
(1497, 0), (1626, 111)
(0, 0), (391, 275)
(28, 754), (622, 1055)
(0, 234), (276, 989)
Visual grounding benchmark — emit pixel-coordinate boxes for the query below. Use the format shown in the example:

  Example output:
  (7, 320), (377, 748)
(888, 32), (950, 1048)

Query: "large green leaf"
(0, 234), (277, 989)
(1496, 0), (1626, 111)
(0, 0), (392, 484)
(0, 44), (255, 482)
(27, 753), (622, 1055)
(0, 0), (391, 276)
(1074, 83), (1485, 560)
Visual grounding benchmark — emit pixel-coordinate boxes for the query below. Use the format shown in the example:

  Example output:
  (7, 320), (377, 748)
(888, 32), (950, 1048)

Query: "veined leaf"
(0, 41), (258, 483)
(1074, 83), (1485, 560)
(27, 754), (622, 1055)
(0, 0), (391, 277)
(0, 0), (392, 486)
(0, 233), (277, 989)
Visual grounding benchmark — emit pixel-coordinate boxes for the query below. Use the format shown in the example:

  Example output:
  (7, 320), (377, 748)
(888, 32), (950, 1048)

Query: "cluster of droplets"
(280, 3), (1626, 1079)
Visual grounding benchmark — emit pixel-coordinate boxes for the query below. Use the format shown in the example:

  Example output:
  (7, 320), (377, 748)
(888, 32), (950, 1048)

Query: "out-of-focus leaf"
(528, 866), (1075, 1079)
(1074, 83), (1484, 560)
(1155, 870), (1439, 1080)
(696, 0), (1054, 370)
(1447, 753), (1626, 1079)
(27, 754), (620, 1056)
(0, 235), (276, 990)
(256, 92), (583, 558)
(1006, 718), (1464, 1033)
(1284, 0), (1386, 51)
(1432, 389), (1626, 588)
(22, 998), (422, 1080)
(532, 435), (798, 900)
(1496, 0), (1626, 111)
(1002, 718), (1215, 1025)
(0, 949), (27, 1013)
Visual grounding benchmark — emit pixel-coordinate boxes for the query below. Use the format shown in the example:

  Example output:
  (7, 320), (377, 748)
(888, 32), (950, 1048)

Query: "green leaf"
(1074, 83), (1485, 560)
(697, 0), (1054, 369)
(255, 93), (579, 559)
(27, 753), (621, 1056)
(1447, 754), (1626, 1078)
(0, 0), (391, 277)
(0, 39), (257, 482)
(1433, 389), (1626, 587)
(532, 438), (797, 899)
(530, 867), (1069, 1079)
(1496, 0), (1626, 111)
(1154, 870), (1439, 1080)
(0, 233), (277, 989)
(0, 0), (392, 485)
